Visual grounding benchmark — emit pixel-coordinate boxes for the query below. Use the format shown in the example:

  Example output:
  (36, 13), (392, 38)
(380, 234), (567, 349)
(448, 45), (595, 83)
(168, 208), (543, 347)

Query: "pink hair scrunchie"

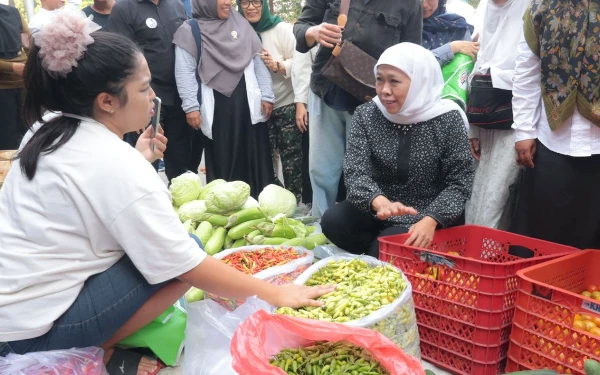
(34, 10), (101, 78)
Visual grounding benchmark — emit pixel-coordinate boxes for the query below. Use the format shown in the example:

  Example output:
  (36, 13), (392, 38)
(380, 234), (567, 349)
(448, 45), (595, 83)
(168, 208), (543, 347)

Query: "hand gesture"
(135, 125), (168, 163)
(372, 195), (418, 220)
(469, 138), (481, 161)
(260, 48), (276, 71)
(515, 139), (536, 168)
(273, 284), (336, 308)
(186, 110), (202, 130)
(12, 63), (25, 77)
(404, 216), (438, 248)
(450, 41), (480, 59)
(262, 101), (273, 120)
(295, 103), (308, 133)
(310, 22), (343, 49)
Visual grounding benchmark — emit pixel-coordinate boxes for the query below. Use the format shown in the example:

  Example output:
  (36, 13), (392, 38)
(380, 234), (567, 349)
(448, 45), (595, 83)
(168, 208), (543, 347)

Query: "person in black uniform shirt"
(108, 0), (203, 181)
(82, 0), (114, 28)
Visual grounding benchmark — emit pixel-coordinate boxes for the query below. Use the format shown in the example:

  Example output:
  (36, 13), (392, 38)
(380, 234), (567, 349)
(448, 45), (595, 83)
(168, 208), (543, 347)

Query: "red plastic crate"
(416, 308), (512, 345)
(420, 339), (508, 375)
(508, 250), (600, 375)
(379, 225), (576, 373)
(411, 275), (516, 328)
(418, 321), (509, 362)
(505, 358), (540, 372)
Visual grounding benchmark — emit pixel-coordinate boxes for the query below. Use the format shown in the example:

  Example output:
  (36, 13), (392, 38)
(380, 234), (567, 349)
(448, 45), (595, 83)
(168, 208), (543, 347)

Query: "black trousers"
(0, 88), (26, 150)
(203, 76), (274, 199)
(510, 140), (600, 249)
(162, 103), (203, 181)
(321, 200), (409, 258)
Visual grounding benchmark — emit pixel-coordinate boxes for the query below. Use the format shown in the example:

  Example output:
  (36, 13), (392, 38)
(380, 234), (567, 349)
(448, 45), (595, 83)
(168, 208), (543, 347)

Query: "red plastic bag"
(230, 310), (425, 375)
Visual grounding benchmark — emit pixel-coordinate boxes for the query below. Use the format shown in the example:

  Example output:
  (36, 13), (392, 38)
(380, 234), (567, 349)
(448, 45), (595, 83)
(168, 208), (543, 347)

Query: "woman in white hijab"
(321, 43), (474, 257)
(465, 0), (530, 229)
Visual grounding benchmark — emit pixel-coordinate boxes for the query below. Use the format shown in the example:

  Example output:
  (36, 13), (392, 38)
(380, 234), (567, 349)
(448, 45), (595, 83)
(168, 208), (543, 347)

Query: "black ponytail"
(17, 31), (142, 180)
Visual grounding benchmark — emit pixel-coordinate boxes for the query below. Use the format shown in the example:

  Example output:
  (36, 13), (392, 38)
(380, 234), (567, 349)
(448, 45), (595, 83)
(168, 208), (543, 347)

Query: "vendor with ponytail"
(0, 10), (333, 375)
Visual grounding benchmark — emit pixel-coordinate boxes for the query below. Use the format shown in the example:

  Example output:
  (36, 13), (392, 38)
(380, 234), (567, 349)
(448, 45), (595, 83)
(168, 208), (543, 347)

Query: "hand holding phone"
(151, 97), (162, 151)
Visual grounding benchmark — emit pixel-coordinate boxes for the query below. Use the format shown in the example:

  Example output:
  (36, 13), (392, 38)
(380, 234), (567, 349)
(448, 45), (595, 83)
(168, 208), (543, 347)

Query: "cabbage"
(242, 196), (260, 209)
(178, 200), (207, 222)
(170, 173), (202, 206)
(205, 181), (250, 214)
(198, 179), (226, 200)
(258, 184), (297, 219)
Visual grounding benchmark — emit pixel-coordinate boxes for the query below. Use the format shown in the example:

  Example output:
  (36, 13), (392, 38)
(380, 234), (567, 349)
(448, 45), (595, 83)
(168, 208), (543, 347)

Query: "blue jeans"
(308, 91), (353, 217)
(1, 235), (203, 357)
(0, 256), (170, 357)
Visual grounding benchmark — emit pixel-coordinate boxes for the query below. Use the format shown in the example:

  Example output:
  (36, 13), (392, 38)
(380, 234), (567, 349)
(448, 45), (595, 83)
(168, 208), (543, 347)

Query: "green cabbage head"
(199, 179), (226, 200)
(258, 184), (297, 219)
(170, 173), (202, 206)
(205, 181), (250, 214)
(178, 200), (207, 222)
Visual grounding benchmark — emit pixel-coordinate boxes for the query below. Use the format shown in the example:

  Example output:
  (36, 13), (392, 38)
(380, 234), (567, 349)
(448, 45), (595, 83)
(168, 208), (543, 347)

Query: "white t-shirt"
(28, 8), (56, 36)
(259, 22), (296, 110)
(0, 116), (206, 342)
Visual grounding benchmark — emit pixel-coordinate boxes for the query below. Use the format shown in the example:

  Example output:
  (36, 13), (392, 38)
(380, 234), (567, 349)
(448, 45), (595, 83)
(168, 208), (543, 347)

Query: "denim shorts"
(0, 255), (169, 357)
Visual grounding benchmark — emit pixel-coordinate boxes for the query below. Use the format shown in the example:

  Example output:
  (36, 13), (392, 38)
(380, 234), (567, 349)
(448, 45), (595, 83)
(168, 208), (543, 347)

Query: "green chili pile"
(270, 341), (390, 375)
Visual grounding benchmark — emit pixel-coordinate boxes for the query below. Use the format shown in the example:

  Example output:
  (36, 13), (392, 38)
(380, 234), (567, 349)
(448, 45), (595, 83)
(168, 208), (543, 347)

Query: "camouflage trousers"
(268, 103), (303, 202)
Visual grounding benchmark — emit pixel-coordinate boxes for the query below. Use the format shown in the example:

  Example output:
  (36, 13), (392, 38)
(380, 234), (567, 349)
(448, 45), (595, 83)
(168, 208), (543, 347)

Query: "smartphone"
(150, 97), (162, 151)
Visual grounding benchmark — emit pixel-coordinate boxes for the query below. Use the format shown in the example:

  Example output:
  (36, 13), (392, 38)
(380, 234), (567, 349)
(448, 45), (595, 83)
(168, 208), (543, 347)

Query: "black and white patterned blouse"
(344, 102), (475, 227)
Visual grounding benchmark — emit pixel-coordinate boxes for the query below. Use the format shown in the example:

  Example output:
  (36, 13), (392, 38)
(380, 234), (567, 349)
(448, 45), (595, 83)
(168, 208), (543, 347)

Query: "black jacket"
(294, 0), (423, 102)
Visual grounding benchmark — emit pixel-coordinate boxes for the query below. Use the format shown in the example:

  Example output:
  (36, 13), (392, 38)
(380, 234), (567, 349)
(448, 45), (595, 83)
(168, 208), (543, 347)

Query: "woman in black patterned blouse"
(321, 43), (474, 257)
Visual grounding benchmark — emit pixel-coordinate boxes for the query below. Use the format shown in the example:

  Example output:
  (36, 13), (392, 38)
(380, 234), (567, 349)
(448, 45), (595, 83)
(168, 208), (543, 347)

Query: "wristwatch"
(275, 61), (280, 73)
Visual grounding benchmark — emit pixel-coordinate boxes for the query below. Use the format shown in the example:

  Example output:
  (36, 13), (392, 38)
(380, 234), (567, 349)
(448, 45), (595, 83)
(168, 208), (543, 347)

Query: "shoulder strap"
(339, 0), (350, 17)
(187, 19), (203, 105)
(332, 0), (349, 57)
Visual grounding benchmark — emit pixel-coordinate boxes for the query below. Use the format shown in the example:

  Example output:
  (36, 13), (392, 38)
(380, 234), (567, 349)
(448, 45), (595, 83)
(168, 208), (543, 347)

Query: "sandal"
(105, 347), (164, 375)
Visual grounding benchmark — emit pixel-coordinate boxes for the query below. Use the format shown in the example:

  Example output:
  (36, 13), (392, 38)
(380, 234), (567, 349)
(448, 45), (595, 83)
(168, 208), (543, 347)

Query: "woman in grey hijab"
(173, 0), (276, 197)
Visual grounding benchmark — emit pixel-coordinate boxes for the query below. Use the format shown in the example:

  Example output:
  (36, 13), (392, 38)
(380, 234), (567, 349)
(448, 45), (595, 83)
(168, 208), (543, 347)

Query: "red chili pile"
(221, 247), (307, 275)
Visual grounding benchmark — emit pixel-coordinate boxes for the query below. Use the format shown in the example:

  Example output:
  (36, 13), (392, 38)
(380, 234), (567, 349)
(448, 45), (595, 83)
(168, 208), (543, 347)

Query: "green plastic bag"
(118, 303), (187, 366)
(441, 53), (474, 109)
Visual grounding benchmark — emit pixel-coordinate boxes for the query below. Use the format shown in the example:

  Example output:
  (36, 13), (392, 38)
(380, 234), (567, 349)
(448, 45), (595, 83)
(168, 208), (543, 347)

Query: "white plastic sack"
(312, 244), (349, 260)
(182, 296), (271, 375)
(208, 245), (314, 310)
(293, 254), (421, 358)
(0, 347), (107, 375)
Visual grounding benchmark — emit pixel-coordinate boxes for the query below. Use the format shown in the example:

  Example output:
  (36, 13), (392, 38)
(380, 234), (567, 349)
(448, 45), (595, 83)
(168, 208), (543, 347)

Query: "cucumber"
(231, 238), (247, 248)
(225, 207), (265, 228)
(244, 229), (262, 242)
(249, 235), (290, 245)
(304, 233), (329, 250)
(281, 237), (307, 247)
(585, 359), (600, 375)
(193, 221), (213, 246)
(228, 218), (266, 240)
(223, 233), (234, 249)
(256, 222), (296, 239)
(305, 226), (316, 235)
(199, 213), (228, 227)
(204, 227), (227, 255)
